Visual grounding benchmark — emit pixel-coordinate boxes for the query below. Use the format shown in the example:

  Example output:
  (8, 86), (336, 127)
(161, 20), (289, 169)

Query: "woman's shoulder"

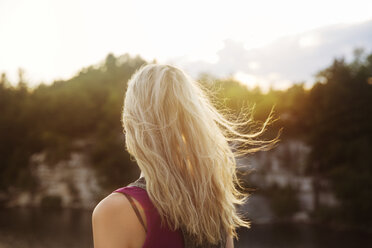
(92, 191), (147, 248)
(93, 190), (133, 217)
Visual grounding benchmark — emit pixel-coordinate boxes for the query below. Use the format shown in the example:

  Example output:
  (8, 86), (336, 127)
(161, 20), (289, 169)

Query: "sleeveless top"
(113, 177), (227, 248)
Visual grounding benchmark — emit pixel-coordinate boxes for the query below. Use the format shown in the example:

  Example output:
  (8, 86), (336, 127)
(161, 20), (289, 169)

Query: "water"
(236, 222), (372, 248)
(0, 208), (371, 248)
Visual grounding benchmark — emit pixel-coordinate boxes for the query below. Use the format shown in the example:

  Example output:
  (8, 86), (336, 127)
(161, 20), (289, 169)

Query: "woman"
(92, 64), (280, 248)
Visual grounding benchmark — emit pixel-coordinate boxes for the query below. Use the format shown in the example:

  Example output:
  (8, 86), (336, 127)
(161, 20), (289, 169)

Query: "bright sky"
(1, 0), (372, 89)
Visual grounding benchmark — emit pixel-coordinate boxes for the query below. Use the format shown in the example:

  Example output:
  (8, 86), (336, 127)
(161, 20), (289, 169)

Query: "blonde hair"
(122, 63), (280, 245)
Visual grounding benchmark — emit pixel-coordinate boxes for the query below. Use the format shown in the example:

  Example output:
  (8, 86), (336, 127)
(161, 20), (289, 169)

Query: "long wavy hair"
(122, 63), (281, 245)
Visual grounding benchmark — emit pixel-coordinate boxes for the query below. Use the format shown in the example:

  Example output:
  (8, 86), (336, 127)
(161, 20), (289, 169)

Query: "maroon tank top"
(113, 185), (185, 248)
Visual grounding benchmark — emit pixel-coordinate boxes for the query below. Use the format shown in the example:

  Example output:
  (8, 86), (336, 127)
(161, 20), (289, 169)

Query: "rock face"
(238, 194), (275, 224)
(237, 139), (340, 222)
(6, 138), (339, 220)
(7, 150), (102, 209)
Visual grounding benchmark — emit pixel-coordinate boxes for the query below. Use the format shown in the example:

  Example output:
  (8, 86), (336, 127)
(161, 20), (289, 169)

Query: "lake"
(0, 208), (371, 248)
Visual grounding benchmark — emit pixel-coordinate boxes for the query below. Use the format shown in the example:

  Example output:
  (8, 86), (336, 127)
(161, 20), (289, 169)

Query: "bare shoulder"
(226, 234), (234, 248)
(92, 192), (145, 248)
(93, 192), (130, 218)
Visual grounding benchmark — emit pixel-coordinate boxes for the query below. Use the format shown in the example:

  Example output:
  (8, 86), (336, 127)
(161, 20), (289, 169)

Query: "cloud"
(169, 19), (372, 91)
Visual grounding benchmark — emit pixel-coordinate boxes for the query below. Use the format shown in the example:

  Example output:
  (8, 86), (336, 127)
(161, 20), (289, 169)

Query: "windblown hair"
(122, 63), (280, 245)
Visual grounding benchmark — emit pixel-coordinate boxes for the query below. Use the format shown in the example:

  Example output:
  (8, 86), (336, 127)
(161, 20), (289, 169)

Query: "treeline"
(0, 54), (146, 191)
(0, 50), (371, 229)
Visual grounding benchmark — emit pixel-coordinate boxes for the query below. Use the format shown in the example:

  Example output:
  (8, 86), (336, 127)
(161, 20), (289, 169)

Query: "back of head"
(122, 63), (280, 245)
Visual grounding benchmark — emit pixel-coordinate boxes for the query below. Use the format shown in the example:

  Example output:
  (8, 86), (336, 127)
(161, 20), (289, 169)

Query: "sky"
(0, 0), (372, 91)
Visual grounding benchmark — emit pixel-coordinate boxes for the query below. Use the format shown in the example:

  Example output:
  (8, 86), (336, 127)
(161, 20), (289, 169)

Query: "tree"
(304, 51), (372, 228)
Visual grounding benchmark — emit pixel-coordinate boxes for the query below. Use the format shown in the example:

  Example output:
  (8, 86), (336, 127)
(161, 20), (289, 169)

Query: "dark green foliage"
(263, 183), (300, 218)
(0, 53), (146, 192)
(303, 50), (372, 229)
